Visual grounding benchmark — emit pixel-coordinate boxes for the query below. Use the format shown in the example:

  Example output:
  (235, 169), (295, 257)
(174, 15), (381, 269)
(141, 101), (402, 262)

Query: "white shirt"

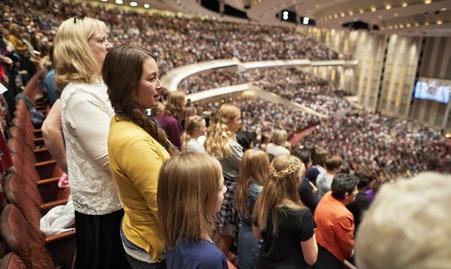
(61, 80), (122, 215)
(185, 136), (206, 153)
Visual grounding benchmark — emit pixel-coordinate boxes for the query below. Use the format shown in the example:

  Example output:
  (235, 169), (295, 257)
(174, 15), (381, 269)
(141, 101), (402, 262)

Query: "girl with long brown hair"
(235, 149), (270, 269)
(253, 155), (318, 269)
(157, 152), (228, 269)
(103, 44), (176, 268)
(156, 90), (186, 149)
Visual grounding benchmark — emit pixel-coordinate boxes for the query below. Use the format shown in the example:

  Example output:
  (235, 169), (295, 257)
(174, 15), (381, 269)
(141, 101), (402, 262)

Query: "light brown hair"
(236, 149), (270, 217)
(164, 91), (186, 120)
(254, 155), (306, 234)
(205, 104), (240, 158)
(157, 152), (223, 249)
(182, 115), (205, 152)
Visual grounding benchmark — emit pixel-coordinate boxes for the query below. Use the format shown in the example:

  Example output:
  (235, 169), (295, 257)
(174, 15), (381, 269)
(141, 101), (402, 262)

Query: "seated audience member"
(253, 155), (318, 268)
(294, 149), (320, 213)
(182, 115), (207, 153)
(266, 129), (290, 160)
(346, 172), (373, 231)
(157, 90), (186, 149)
(316, 156), (343, 197)
(314, 173), (358, 269)
(103, 45), (176, 268)
(356, 172), (451, 269)
(158, 152), (228, 269)
(235, 149), (270, 269)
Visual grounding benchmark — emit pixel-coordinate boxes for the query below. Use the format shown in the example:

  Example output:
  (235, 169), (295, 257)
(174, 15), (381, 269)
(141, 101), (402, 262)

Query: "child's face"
(213, 176), (226, 215)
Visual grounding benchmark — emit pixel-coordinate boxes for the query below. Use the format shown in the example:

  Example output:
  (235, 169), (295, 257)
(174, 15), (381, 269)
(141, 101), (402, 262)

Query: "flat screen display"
(414, 78), (450, 104)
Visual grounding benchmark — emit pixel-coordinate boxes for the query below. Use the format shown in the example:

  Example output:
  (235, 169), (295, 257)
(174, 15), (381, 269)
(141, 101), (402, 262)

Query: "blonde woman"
(266, 129), (290, 159)
(182, 115), (207, 153)
(235, 149), (270, 269)
(54, 17), (130, 268)
(253, 155), (318, 268)
(205, 104), (243, 257)
(156, 90), (186, 149)
(158, 152), (228, 269)
(103, 45), (176, 268)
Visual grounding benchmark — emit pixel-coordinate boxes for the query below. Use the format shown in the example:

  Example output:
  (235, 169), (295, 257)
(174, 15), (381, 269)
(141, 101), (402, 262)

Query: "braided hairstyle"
(254, 155), (306, 234)
(102, 45), (177, 155)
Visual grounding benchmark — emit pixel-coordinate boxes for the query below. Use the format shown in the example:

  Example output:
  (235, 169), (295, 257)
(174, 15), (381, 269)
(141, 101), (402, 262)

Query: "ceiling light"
(441, 8), (447, 11)
(115, 0), (123, 4)
(371, 7), (376, 12)
(385, 5), (391, 10)
(349, 11), (354, 15)
(378, 15), (382, 19)
(340, 12), (345, 17)
(415, 22), (419, 26)
(406, 23), (411, 27)
(130, 1), (137, 6)
(359, 9), (364, 14)
(402, 2), (408, 7)
(334, 14), (338, 18)
(100, 0), (107, 2)
(394, 25), (398, 28)
(437, 20), (442, 25)
(394, 13), (398, 16)
(144, 3), (150, 8)
(425, 22), (429, 25)
(399, 24), (404, 28)
(424, 0), (432, 4)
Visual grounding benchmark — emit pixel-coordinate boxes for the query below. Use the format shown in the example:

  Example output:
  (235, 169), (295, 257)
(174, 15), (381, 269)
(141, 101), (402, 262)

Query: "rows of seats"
(0, 93), (75, 268)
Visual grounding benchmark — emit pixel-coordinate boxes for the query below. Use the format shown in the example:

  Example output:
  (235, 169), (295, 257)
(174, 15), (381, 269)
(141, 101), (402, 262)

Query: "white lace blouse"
(60, 80), (122, 215)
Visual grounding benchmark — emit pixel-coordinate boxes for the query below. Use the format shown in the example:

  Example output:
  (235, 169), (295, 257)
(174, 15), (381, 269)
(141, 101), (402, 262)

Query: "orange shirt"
(314, 192), (354, 261)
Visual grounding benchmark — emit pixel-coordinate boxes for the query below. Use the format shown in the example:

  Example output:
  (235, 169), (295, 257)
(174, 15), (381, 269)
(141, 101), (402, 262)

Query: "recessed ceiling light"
(378, 15), (382, 19)
(359, 9), (364, 14)
(371, 7), (376, 12)
(441, 8), (447, 11)
(144, 3), (150, 8)
(415, 22), (419, 26)
(385, 5), (391, 10)
(130, 1), (137, 7)
(406, 23), (411, 27)
(425, 22), (429, 25)
(115, 0), (123, 4)
(424, 0), (432, 4)
(402, 2), (408, 7)
(340, 12), (345, 17)
(349, 11), (354, 15)
(437, 20), (443, 25)
(334, 14), (338, 18)
(100, 0), (108, 2)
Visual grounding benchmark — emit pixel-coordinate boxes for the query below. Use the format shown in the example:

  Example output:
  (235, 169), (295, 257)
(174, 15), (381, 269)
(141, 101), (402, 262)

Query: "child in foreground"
(157, 152), (228, 269)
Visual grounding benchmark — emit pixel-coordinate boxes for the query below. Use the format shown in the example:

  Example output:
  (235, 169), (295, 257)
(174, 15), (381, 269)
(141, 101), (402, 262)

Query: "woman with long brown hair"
(156, 90), (186, 149)
(253, 155), (318, 269)
(235, 149), (270, 269)
(103, 44), (176, 268)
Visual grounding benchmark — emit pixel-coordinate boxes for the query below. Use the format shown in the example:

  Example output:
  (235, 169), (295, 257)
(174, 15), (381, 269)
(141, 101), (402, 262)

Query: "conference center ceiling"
(94, 0), (451, 36)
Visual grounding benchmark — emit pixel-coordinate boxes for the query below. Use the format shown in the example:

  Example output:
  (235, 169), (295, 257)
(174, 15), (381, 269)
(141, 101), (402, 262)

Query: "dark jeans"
(125, 253), (166, 269)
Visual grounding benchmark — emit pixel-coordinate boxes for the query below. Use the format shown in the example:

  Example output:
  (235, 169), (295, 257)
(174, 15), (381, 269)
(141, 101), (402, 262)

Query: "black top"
(299, 177), (320, 213)
(346, 192), (370, 232)
(257, 207), (315, 269)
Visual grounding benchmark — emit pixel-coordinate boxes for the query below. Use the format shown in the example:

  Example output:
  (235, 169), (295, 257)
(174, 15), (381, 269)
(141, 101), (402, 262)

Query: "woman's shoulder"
(169, 240), (227, 269)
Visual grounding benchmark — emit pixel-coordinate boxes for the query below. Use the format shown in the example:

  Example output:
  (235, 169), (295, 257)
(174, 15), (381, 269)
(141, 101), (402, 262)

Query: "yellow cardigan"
(108, 116), (170, 261)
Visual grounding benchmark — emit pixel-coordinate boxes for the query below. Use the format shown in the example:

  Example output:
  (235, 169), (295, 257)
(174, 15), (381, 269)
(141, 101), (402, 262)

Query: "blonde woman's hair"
(254, 155), (305, 234)
(182, 115), (205, 152)
(236, 149), (270, 217)
(205, 104), (240, 158)
(271, 129), (288, 145)
(356, 172), (451, 269)
(157, 152), (223, 249)
(54, 17), (107, 89)
(164, 91), (186, 119)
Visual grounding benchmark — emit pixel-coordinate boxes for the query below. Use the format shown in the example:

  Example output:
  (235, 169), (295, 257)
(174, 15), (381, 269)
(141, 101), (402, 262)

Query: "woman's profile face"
(132, 57), (163, 109)
(88, 27), (112, 67)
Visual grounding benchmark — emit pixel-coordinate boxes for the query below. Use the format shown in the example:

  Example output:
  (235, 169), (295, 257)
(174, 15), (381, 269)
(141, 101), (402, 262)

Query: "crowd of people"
(0, 1), (450, 269)
(178, 68), (248, 94)
(303, 112), (450, 182)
